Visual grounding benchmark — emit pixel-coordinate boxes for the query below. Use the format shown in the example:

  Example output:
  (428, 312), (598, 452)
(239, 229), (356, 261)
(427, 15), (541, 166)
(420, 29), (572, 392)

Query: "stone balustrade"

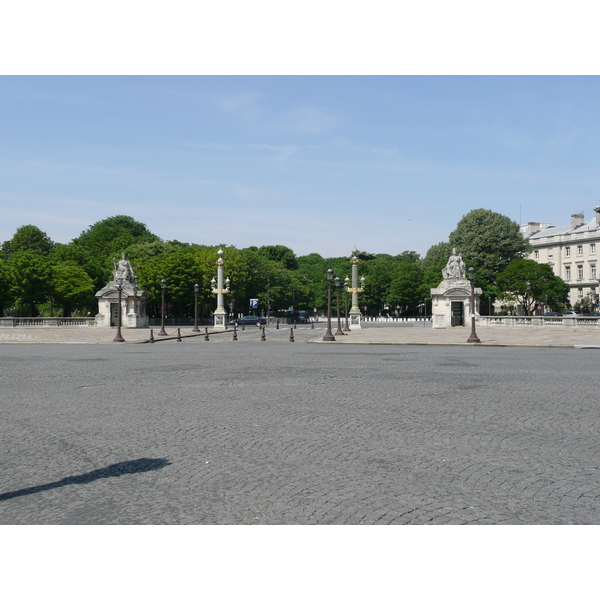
(479, 315), (600, 327)
(0, 317), (96, 327)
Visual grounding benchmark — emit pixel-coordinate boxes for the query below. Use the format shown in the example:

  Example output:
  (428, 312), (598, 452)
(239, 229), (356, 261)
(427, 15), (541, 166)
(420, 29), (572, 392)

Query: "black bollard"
(261, 326), (266, 341)
(204, 327), (210, 341)
(294, 320), (297, 329)
(310, 321), (314, 329)
(289, 328), (295, 342)
(276, 320), (279, 330)
(149, 329), (155, 343)
(233, 326), (238, 341)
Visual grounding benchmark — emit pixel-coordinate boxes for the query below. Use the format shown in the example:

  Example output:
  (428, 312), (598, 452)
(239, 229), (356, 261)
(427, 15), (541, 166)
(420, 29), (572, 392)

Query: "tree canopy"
(72, 215), (160, 258)
(0, 209), (561, 319)
(449, 209), (531, 287)
(1, 225), (55, 259)
(496, 259), (570, 313)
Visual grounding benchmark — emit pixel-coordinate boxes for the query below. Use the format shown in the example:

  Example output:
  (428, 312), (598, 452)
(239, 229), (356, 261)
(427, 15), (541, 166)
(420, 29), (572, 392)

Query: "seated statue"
(113, 253), (136, 284)
(442, 248), (466, 279)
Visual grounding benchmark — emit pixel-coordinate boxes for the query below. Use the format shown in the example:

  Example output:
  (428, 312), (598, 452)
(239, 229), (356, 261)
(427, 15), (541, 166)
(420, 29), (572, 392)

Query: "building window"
(579, 288), (584, 298)
(578, 266), (584, 280)
(548, 247), (553, 258)
(592, 265), (597, 279)
(591, 243), (596, 255)
(534, 250), (539, 260)
(565, 247), (571, 257)
(578, 244), (584, 255)
(565, 266), (571, 280)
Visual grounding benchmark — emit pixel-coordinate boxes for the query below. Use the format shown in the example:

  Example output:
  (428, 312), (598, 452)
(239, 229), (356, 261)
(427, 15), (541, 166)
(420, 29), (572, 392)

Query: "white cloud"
(270, 106), (341, 135)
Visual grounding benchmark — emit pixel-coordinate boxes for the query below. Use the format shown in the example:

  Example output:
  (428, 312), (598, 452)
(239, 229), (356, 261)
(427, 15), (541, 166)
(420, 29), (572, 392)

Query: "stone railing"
(479, 316), (600, 328)
(362, 316), (431, 322)
(0, 317), (96, 327)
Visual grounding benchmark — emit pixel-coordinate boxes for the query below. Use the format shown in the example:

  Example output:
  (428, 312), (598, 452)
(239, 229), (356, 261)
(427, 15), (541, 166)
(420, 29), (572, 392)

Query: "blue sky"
(1, 75), (599, 258)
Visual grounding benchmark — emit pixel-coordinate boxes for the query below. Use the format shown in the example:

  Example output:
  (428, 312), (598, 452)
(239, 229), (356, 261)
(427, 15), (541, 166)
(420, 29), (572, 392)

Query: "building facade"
(522, 207), (600, 308)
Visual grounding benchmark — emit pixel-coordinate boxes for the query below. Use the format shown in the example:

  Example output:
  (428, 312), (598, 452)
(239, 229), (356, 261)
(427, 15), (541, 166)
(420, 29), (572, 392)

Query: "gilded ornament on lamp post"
(211, 248), (230, 330)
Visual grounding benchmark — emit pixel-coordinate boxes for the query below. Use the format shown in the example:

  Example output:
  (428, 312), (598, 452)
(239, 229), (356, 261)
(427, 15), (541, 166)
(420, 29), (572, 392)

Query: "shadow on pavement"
(0, 458), (170, 502)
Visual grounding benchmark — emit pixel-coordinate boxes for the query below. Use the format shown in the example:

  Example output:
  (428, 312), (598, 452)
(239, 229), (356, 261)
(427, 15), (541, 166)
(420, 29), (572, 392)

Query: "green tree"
(496, 259), (570, 314)
(449, 209), (531, 287)
(136, 247), (205, 318)
(386, 262), (424, 313)
(361, 255), (398, 314)
(421, 241), (452, 271)
(8, 250), (53, 316)
(51, 243), (107, 294)
(395, 250), (421, 263)
(2, 225), (55, 259)
(257, 245), (298, 270)
(50, 263), (96, 316)
(71, 215), (161, 287)
(0, 259), (13, 316)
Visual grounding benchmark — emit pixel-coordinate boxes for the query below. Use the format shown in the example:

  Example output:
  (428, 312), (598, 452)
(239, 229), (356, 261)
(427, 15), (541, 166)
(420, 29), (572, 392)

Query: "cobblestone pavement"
(1, 335), (599, 525)
(2, 320), (600, 347)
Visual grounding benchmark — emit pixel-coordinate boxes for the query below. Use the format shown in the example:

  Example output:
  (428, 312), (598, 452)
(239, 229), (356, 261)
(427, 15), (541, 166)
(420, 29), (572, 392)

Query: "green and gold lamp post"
(348, 247), (365, 329)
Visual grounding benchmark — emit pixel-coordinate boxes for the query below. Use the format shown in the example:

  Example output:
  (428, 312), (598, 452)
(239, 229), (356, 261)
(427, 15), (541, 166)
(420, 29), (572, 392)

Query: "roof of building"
(528, 218), (600, 240)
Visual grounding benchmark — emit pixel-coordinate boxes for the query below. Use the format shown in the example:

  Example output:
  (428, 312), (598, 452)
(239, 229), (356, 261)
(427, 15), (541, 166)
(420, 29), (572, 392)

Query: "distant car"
(562, 311), (577, 317)
(543, 312), (562, 317)
(230, 315), (266, 327)
(296, 310), (308, 323)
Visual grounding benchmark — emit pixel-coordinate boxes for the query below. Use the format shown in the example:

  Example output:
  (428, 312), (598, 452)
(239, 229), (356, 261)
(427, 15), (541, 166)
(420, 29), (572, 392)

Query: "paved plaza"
(2, 319), (600, 347)
(1, 322), (599, 525)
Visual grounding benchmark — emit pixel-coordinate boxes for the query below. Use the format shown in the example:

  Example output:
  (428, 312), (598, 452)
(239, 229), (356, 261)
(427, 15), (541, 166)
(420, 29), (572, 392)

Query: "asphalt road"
(1, 337), (599, 524)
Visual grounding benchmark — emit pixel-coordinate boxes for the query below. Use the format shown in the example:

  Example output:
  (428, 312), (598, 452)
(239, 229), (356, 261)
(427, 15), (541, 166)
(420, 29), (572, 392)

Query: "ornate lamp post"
(158, 278), (167, 336)
(211, 248), (230, 330)
(466, 267), (481, 343)
(192, 283), (200, 332)
(348, 247), (365, 329)
(334, 276), (344, 336)
(526, 282), (531, 316)
(343, 277), (351, 332)
(113, 273), (125, 342)
(322, 268), (335, 341)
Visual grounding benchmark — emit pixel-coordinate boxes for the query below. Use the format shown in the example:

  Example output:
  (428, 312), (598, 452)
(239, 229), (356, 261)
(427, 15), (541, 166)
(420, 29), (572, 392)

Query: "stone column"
(212, 248), (229, 330)
(349, 248), (364, 330)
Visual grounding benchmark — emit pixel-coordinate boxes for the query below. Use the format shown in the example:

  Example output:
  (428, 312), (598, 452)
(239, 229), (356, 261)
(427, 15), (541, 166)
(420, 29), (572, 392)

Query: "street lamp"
(323, 268), (335, 341)
(348, 248), (365, 329)
(112, 273), (125, 342)
(192, 283), (200, 332)
(158, 278), (167, 336)
(211, 248), (230, 329)
(334, 276), (344, 336)
(526, 282), (531, 316)
(343, 277), (351, 332)
(466, 267), (481, 343)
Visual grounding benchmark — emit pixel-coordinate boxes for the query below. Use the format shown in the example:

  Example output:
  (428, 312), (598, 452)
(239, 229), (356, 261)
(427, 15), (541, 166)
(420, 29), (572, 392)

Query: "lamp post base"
(349, 310), (362, 330)
(467, 318), (481, 343)
(213, 310), (227, 330)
